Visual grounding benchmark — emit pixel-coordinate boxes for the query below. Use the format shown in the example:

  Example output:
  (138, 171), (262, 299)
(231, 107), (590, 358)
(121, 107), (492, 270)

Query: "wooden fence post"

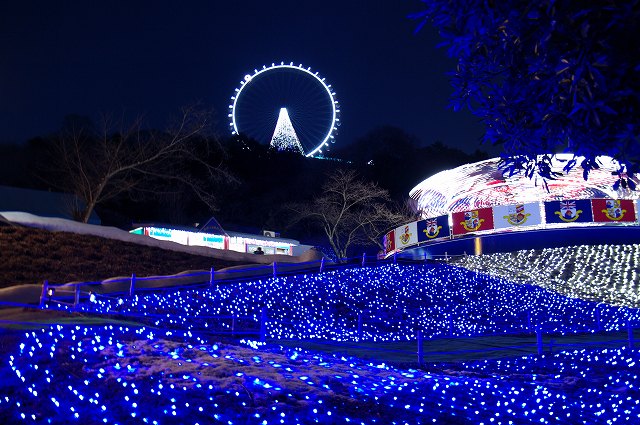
(417, 330), (424, 367)
(260, 307), (267, 342)
(129, 273), (136, 297)
(40, 280), (49, 308)
(536, 327), (543, 355)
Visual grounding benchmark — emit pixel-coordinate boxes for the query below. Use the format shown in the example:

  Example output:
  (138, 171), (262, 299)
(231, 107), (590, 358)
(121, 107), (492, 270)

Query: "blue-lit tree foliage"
(412, 1), (640, 185)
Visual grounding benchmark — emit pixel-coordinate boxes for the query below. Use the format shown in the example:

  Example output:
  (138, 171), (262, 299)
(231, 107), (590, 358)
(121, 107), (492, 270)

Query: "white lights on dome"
(410, 155), (640, 218)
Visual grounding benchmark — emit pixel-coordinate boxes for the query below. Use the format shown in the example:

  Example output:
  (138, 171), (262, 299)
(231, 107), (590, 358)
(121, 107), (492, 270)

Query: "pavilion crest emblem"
(555, 201), (582, 223)
(385, 234), (394, 252)
(503, 204), (530, 226)
(461, 210), (484, 231)
(399, 225), (412, 245)
(423, 218), (442, 239)
(602, 199), (626, 221)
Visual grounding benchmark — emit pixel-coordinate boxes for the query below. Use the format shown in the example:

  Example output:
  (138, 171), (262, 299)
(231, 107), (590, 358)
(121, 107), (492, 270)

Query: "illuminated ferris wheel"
(229, 62), (340, 157)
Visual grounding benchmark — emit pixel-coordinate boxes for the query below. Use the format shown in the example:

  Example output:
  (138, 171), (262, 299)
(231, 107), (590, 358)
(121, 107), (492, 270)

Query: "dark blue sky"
(0, 1), (487, 153)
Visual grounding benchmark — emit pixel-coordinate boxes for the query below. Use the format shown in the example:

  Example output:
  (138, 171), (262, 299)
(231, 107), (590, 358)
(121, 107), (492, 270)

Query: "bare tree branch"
(47, 106), (235, 222)
(289, 169), (413, 259)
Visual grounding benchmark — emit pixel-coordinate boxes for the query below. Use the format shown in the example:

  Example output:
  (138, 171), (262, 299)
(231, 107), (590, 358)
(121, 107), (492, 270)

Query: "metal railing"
(3, 254), (638, 367)
(34, 253), (418, 310)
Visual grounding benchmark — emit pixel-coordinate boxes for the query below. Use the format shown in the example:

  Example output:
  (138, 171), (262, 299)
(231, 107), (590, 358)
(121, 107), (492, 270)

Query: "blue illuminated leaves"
(412, 0), (640, 182)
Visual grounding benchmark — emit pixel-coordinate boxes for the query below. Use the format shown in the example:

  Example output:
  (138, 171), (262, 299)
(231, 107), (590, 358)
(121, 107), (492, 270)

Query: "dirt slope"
(0, 225), (250, 288)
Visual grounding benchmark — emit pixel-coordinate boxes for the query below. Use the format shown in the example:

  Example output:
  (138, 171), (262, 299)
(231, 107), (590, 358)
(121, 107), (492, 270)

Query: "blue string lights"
(2, 263), (640, 423)
(64, 263), (638, 339)
(4, 324), (640, 424)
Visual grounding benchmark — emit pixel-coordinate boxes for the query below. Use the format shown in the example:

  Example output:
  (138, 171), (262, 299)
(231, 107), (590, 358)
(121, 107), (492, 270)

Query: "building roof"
(132, 221), (300, 245)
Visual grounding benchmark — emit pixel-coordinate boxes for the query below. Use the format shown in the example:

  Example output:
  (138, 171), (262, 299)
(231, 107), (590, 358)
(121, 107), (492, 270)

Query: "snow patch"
(0, 211), (315, 265)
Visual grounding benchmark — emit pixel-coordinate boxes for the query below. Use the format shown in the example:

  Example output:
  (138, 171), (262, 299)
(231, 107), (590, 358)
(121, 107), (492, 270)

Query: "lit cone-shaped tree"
(270, 108), (305, 155)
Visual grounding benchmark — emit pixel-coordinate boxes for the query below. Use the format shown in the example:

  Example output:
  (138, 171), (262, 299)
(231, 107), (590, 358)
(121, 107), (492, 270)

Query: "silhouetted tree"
(335, 126), (488, 200)
(289, 169), (412, 259)
(413, 1), (640, 186)
(48, 106), (234, 223)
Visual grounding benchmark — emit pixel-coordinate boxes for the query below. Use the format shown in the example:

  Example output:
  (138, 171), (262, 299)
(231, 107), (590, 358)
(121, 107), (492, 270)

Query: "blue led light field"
(2, 263), (640, 424)
(66, 264), (639, 340)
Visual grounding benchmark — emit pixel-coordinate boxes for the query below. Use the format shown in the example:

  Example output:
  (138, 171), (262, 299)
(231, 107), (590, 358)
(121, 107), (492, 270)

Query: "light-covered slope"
(451, 245), (640, 307)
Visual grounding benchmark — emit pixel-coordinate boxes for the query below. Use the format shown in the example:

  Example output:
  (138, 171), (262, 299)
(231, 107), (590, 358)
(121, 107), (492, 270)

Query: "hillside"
(0, 225), (250, 288)
(450, 244), (640, 308)
(4, 262), (640, 424)
(77, 262), (638, 340)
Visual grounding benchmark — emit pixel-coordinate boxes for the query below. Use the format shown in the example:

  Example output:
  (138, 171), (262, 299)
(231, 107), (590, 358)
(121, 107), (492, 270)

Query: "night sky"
(1, 1), (486, 153)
